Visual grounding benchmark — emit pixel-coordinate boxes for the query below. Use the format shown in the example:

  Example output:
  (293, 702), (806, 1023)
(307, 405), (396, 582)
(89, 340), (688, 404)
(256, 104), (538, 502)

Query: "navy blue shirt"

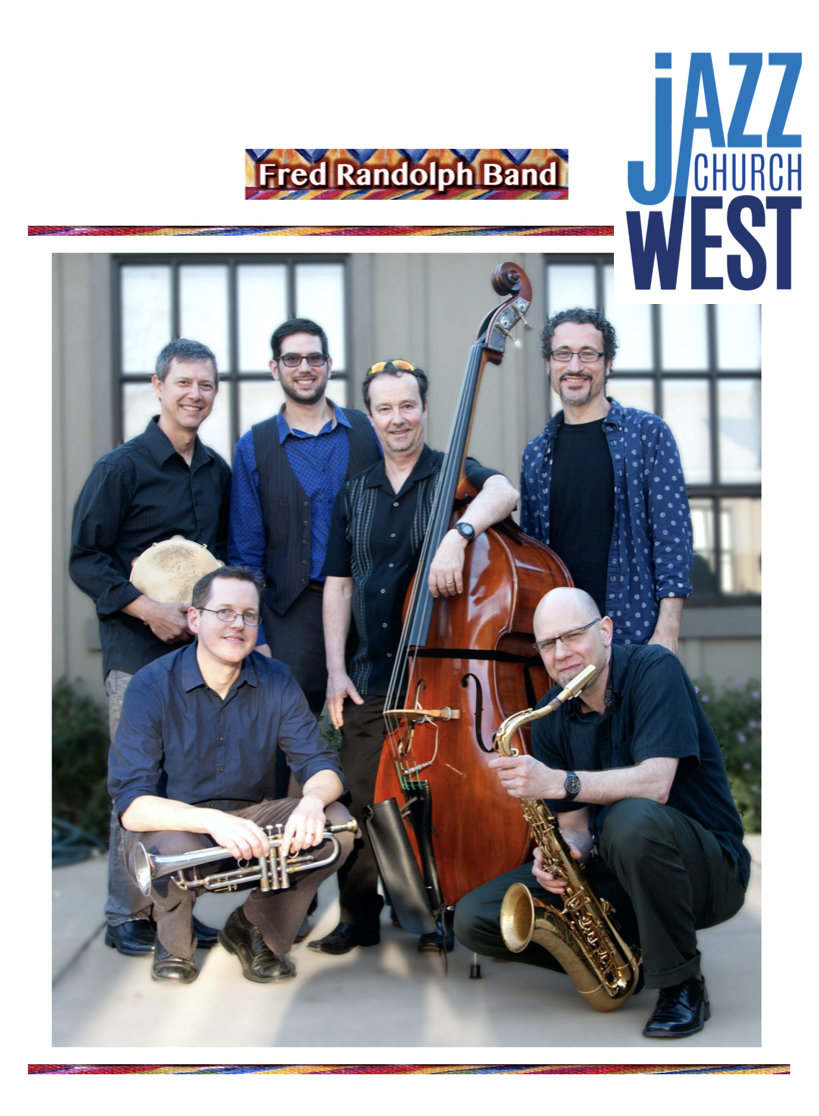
(228, 406), (378, 644)
(532, 643), (750, 887)
(108, 643), (346, 819)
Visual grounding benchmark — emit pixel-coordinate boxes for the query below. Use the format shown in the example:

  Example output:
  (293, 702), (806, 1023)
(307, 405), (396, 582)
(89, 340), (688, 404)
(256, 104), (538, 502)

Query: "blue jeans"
(104, 670), (153, 926)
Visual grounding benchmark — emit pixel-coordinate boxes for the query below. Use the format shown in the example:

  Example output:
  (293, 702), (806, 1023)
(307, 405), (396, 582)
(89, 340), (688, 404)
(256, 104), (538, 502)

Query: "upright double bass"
(372, 262), (572, 917)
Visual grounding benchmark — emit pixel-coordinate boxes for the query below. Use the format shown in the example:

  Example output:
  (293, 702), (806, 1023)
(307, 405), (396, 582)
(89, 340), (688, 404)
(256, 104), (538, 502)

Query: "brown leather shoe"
(219, 907), (296, 983)
(151, 941), (198, 984)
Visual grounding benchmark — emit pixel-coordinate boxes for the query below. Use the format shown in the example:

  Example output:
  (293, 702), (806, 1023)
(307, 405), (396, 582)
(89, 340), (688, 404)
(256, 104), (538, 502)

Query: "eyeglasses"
(366, 359), (417, 375)
(278, 352), (327, 368)
(199, 607), (261, 626)
(533, 618), (600, 653)
(547, 348), (606, 364)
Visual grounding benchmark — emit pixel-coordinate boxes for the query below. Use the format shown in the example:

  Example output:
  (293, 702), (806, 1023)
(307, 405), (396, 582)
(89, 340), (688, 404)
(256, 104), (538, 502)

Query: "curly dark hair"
(540, 308), (618, 364)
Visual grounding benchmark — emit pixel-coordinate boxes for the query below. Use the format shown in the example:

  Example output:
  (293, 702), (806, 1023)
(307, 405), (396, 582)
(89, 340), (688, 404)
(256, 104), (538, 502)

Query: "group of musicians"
(69, 305), (749, 1039)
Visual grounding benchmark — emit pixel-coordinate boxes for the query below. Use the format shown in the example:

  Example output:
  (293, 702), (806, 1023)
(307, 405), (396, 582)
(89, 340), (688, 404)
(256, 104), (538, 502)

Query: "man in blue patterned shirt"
(519, 309), (692, 653)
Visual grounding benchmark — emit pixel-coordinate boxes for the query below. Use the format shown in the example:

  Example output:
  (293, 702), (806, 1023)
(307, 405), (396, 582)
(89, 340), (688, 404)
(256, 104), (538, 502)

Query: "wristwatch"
(563, 771), (581, 801)
(454, 521), (476, 545)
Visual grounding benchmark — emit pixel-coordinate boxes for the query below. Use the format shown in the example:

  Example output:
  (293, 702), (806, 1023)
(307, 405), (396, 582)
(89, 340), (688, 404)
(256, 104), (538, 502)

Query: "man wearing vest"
(228, 318), (381, 790)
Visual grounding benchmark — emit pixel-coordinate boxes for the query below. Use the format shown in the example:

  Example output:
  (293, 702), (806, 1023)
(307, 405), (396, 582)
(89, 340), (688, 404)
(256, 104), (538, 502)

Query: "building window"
(543, 255), (761, 603)
(114, 254), (350, 462)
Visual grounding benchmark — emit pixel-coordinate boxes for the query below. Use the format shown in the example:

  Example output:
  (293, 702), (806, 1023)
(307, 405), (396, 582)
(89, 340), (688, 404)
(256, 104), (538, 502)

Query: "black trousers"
(126, 798), (354, 959)
(453, 798), (747, 990)
(334, 694), (388, 928)
(263, 585), (327, 798)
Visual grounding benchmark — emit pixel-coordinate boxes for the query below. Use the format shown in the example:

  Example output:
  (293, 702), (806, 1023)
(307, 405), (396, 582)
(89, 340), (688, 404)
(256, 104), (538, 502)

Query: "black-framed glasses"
(547, 348), (606, 364)
(278, 352), (327, 368)
(367, 358), (417, 375)
(533, 618), (600, 653)
(199, 607), (261, 626)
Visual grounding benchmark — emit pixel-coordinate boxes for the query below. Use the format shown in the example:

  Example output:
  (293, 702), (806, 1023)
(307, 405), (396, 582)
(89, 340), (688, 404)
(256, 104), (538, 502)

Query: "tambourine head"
(129, 535), (223, 604)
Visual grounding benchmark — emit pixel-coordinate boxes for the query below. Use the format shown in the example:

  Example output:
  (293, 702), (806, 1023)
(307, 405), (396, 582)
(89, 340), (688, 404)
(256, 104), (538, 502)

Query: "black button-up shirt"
(108, 643), (346, 819)
(323, 444), (498, 694)
(532, 642), (750, 886)
(69, 418), (231, 677)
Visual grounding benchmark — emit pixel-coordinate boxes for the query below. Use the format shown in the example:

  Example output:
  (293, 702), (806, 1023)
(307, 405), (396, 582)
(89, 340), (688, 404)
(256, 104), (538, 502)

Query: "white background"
(8, 0), (812, 1103)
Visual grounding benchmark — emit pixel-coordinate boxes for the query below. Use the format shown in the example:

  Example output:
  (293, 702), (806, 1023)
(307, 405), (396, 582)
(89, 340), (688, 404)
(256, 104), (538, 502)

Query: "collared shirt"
(323, 444), (498, 695)
(520, 399), (693, 644)
(229, 406), (356, 581)
(532, 643), (750, 887)
(108, 642), (346, 819)
(69, 418), (231, 677)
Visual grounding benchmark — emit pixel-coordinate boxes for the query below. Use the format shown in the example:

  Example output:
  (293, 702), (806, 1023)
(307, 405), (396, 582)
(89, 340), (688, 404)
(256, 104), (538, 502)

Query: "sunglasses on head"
(366, 359), (417, 376)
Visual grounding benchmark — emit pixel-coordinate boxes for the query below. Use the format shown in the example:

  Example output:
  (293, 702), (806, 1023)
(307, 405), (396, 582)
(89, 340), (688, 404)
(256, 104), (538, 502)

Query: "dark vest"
(252, 407), (380, 615)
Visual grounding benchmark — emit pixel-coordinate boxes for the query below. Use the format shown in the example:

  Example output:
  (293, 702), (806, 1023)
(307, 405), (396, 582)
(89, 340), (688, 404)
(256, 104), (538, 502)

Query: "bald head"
(534, 587), (601, 640)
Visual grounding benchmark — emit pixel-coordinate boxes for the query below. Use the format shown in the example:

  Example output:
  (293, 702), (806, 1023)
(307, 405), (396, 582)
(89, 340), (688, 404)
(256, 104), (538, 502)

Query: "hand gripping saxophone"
(493, 665), (642, 1012)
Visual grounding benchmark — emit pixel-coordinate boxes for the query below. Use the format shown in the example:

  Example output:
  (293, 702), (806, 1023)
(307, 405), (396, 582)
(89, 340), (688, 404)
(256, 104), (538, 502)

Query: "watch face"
(457, 522), (475, 540)
(565, 773), (581, 797)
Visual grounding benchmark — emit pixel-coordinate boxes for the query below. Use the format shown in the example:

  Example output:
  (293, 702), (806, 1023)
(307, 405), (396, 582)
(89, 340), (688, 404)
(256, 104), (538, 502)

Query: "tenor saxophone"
(494, 664), (641, 1012)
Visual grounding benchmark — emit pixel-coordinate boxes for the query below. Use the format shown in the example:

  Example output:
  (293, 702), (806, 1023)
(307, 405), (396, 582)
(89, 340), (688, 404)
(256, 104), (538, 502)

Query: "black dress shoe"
(418, 923), (455, 953)
(151, 941), (198, 984)
(307, 921), (380, 955)
(192, 915), (219, 950)
(643, 975), (711, 1038)
(104, 920), (156, 956)
(219, 907), (296, 983)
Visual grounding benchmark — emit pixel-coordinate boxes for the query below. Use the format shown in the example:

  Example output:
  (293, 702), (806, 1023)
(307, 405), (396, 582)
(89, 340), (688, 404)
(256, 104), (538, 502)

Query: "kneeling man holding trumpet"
(108, 565), (355, 985)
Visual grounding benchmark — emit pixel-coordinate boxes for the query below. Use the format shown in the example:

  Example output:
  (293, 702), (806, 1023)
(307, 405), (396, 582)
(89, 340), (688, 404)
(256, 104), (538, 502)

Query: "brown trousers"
(126, 799), (354, 959)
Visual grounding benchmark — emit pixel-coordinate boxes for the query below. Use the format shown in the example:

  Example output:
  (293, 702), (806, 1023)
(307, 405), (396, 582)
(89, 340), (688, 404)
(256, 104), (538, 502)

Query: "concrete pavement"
(52, 836), (761, 1049)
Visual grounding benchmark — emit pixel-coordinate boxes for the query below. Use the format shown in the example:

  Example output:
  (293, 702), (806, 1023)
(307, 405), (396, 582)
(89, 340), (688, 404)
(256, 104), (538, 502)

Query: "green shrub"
(52, 678), (111, 842)
(693, 677), (761, 833)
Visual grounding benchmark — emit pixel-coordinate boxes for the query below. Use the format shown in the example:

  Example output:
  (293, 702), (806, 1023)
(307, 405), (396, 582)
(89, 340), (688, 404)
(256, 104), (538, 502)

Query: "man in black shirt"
(454, 586), (748, 1038)
(519, 309), (693, 654)
(312, 359), (519, 956)
(70, 338), (231, 957)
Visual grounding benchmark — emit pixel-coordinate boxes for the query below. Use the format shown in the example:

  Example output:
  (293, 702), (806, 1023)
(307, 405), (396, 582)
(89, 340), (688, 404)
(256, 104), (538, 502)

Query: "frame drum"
(129, 535), (223, 604)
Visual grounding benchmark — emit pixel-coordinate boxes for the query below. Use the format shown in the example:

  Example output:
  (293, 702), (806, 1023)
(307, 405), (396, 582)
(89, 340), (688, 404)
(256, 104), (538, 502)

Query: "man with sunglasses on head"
(228, 319), (380, 788)
(109, 566), (355, 986)
(520, 309), (693, 655)
(454, 586), (748, 1039)
(311, 359), (520, 956)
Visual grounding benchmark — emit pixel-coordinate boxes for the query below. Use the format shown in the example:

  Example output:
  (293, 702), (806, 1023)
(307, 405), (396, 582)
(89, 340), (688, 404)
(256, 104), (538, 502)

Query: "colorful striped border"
(29, 226), (611, 237)
(29, 1064), (789, 1075)
(245, 149), (567, 201)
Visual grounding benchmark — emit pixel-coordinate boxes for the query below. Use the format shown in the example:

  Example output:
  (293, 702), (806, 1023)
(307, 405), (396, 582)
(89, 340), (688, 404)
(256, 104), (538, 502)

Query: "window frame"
(111, 252), (352, 458)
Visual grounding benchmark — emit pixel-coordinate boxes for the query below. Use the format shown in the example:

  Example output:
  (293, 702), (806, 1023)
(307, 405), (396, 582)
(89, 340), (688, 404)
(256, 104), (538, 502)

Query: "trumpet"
(133, 820), (359, 896)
